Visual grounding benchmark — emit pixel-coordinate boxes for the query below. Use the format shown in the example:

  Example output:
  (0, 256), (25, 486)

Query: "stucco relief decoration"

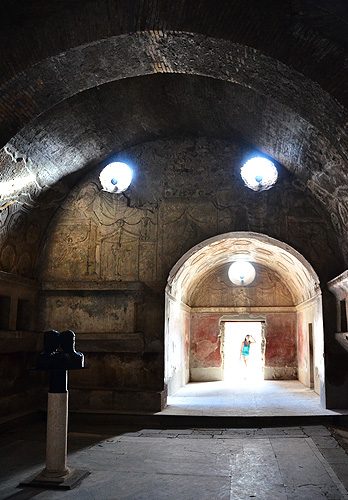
(95, 193), (157, 281)
(16, 252), (32, 276)
(100, 220), (139, 281)
(162, 143), (238, 198)
(41, 180), (158, 282)
(45, 223), (91, 278)
(169, 233), (319, 308)
(307, 180), (348, 261)
(0, 204), (36, 276)
(39, 138), (344, 286)
(25, 222), (40, 245)
(0, 243), (16, 272)
(160, 203), (216, 279)
(189, 264), (293, 308)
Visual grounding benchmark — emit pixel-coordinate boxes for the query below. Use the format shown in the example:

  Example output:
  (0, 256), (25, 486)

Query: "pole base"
(20, 469), (90, 490)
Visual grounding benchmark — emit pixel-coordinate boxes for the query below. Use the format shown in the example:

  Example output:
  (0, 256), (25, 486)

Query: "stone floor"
(2, 381), (348, 499)
(161, 380), (348, 416)
(1, 422), (348, 499)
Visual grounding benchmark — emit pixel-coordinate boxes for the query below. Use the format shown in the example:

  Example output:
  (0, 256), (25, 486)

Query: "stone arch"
(3, 31), (346, 153)
(165, 232), (325, 406)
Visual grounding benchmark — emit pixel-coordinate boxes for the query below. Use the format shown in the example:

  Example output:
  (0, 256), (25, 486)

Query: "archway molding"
(167, 231), (321, 305)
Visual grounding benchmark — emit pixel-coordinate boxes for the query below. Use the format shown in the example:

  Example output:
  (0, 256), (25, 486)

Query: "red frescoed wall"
(190, 311), (297, 380)
(190, 313), (222, 369)
(264, 313), (297, 368)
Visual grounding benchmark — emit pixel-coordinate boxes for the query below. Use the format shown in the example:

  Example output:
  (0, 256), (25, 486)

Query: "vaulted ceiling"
(168, 232), (320, 306)
(1, 0), (348, 275)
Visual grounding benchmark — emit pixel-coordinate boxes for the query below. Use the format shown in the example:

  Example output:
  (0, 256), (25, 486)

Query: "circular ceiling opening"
(228, 260), (256, 286)
(241, 157), (278, 191)
(99, 162), (133, 193)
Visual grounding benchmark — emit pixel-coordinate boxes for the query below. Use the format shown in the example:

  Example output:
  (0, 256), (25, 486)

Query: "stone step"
(68, 410), (348, 430)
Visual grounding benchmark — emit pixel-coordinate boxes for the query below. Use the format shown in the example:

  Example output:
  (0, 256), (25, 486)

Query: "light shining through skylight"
(241, 157), (278, 191)
(228, 260), (256, 286)
(99, 162), (133, 193)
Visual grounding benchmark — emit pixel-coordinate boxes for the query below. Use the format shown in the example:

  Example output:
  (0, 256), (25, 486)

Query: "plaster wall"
(37, 284), (165, 411)
(39, 291), (136, 334)
(190, 313), (222, 382)
(0, 272), (39, 332)
(25, 138), (346, 288)
(165, 294), (190, 395)
(1, 2), (348, 419)
(297, 295), (324, 399)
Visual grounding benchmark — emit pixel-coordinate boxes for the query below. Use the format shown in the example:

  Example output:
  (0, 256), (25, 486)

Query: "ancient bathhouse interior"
(1, 0), (348, 421)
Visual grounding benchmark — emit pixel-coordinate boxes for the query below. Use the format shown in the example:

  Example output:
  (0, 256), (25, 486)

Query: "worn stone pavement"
(1, 422), (348, 500)
(162, 380), (347, 417)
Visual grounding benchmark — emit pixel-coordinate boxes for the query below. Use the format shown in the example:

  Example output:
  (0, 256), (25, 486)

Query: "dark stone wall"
(0, 352), (46, 418)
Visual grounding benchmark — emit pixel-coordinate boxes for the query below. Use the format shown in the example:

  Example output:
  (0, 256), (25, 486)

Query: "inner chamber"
(165, 232), (324, 405)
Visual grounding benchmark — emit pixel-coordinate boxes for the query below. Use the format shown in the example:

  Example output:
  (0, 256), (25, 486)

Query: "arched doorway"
(164, 232), (325, 406)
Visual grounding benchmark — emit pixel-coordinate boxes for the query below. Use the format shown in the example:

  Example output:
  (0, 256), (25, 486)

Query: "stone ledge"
(191, 307), (297, 313)
(0, 387), (46, 420)
(77, 333), (145, 352)
(69, 388), (166, 413)
(0, 331), (163, 353)
(328, 270), (348, 300)
(42, 281), (147, 291)
(0, 330), (41, 352)
(335, 332), (348, 353)
(0, 271), (40, 288)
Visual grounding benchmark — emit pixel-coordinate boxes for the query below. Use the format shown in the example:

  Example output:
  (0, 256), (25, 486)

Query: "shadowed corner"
(4, 488), (48, 500)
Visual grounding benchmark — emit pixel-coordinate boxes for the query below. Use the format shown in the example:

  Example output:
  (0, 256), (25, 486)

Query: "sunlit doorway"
(224, 321), (264, 384)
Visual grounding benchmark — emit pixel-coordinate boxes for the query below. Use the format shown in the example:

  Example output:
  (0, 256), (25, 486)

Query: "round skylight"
(99, 162), (133, 193)
(228, 260), (256, 286)
(241, 157), (278, 191)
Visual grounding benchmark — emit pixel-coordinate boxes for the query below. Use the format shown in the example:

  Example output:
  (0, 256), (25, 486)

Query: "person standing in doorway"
(240, 334), (256, 368)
